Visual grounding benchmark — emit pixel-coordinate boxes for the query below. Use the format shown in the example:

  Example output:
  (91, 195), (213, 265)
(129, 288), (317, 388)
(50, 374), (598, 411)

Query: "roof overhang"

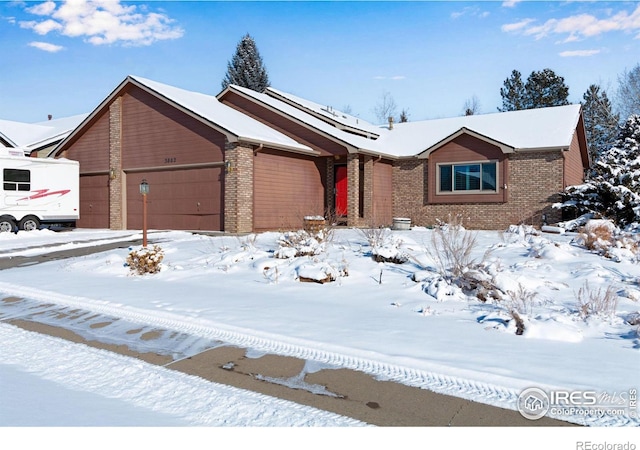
(53, 77), (314, 158)
(218, 85), (361, 155)
(417, 127), (515, 159)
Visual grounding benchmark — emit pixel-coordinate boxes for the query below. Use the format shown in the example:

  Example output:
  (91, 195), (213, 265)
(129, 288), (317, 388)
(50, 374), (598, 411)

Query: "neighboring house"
(53, 75), (588, 232)
(0, 114), (87, 157)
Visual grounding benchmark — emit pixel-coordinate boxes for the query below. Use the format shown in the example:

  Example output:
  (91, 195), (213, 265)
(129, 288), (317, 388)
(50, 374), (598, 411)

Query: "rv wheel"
(19, 217), (40, 232)
(0, 217), (16, 233)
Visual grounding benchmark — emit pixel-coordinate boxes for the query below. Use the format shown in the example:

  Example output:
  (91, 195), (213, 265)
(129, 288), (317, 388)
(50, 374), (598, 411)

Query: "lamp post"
(139, 179), (149, 248)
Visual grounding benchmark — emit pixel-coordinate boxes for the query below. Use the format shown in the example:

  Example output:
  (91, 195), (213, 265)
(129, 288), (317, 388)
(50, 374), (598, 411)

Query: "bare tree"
(373, 91), (398, 124)
(462, 95), (481, 116)
(615, 64), (640, 121)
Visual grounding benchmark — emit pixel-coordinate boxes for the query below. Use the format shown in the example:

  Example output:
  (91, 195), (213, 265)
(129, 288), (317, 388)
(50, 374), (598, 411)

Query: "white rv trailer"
(0, 147), (79, 232)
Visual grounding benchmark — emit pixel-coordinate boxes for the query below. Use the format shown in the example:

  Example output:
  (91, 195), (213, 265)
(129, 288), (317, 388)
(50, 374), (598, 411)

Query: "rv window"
(3, 169), (30, 191)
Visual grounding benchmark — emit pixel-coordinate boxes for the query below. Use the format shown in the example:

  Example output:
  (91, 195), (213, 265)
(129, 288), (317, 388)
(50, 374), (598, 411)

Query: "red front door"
(335, 165), (347, 216)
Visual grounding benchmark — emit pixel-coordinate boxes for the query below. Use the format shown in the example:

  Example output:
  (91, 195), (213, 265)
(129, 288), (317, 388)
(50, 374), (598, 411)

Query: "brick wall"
(347, 153), (360, 227)
(393, 151), (564, 230)
(224, 141), (254, 233)
(108, 97), (123, 230)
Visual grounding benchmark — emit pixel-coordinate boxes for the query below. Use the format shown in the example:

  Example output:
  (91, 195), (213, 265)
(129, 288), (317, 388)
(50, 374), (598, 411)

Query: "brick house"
(54, 75), (588, 232)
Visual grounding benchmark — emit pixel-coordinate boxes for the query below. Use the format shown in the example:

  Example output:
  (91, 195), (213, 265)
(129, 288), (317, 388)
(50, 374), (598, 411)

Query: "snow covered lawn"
(0, 225), (638, 429)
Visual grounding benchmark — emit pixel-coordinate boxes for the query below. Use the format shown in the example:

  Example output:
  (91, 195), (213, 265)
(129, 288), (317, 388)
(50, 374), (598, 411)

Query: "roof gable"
(56, 76), (315, 156)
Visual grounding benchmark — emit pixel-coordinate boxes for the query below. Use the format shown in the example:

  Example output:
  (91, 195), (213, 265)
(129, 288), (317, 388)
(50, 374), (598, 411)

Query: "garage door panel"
(127, 167), (222, 231)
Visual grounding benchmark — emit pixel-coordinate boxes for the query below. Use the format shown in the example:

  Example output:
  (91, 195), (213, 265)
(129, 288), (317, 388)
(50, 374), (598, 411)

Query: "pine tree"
(221, 33), (270, 92)
(499, 68), (570, 111)
(498, 70), (526, 112)
(582, 84), (619, 164)
(523, 68), (570, 109)
(561, 115), (640, 227)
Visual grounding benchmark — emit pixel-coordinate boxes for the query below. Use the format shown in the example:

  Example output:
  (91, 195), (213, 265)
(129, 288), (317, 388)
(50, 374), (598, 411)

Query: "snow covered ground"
(0, 225), (638, 436)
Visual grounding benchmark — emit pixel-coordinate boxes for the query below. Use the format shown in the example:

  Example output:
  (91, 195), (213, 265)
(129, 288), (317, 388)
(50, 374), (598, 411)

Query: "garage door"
(254, 151), (324, 231)
(78, 174), (109, 228)
(126, 167), (222, 231)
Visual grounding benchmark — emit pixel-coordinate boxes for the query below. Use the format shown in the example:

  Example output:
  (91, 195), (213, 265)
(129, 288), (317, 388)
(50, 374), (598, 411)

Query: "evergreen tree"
(561, 115), (640, 227)
(582, 84), (619, 164)
(498, 70), (526, 112)
(499, 68), (570, 111)
(221, 33), (270, 92)
(523, 68), (570, 109)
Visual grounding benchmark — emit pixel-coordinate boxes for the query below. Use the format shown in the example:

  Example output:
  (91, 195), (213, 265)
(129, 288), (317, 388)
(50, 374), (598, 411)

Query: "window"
(3, 169), (30, 191)
(438, 162), (497, 194)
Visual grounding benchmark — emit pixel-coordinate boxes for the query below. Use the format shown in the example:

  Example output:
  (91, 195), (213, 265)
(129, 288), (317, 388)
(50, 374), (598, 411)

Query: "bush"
(576, 219), (640, 261)
(126, 245), (164, 275)
(274, 230), (327, 259)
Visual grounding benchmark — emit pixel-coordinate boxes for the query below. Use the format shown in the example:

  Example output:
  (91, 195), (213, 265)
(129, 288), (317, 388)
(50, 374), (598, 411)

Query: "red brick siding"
(373, 159), (393, 226)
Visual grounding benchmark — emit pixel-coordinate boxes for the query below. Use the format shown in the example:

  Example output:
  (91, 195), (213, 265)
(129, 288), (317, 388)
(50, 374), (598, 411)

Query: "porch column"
(363, 155), (374, 226)
(108, 97), (124, 230)
(224, 140), (254, 233)
(326, 157), (335, 218)
(347, 153), (360, 227)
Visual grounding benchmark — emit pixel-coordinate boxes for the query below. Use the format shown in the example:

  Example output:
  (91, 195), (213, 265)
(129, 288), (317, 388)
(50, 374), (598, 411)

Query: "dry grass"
(576, 282), (619, 319)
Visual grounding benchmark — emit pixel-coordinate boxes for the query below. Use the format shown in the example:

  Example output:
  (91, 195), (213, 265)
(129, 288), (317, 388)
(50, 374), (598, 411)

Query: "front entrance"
(334, 165), (347, 217)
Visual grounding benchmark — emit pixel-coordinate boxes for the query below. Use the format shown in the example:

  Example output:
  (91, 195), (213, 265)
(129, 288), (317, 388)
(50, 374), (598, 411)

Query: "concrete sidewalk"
(9, 317), (571, 427)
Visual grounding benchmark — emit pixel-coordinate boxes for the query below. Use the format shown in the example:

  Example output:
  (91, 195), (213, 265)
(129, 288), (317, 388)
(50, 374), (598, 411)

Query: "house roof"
(381, 104), (584, 158)
(56, 76), (316, 156)
(218, 84), (383, 154)
(0, 114), (86, 155)
(264, 87), (383, 139)
(220, 84), (584, 160)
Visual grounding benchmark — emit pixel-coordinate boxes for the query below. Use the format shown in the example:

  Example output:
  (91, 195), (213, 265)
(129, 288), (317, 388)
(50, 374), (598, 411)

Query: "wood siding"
(254, 150), (325, 231)
(564, 131), (585, 187)
(63, 111), (110, 173)
(373, 160), (393, 225)
(78, 174), (109, 228)
(126, 167), (223, 231)
(427, 134), (507, 204)
(121, 86), (225, 169)
(221, 91), (349, 157)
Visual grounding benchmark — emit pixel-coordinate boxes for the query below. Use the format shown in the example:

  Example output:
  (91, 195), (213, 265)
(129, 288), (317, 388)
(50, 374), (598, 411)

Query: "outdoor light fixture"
(224, 160), (234, 174)
(109, 167), (117, 180)
(140, 179), (149, 247)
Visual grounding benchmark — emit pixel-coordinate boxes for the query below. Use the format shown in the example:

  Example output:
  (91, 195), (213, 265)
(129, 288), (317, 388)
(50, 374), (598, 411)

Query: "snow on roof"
(374, 104), (583, 157)
(265, 87), (383, 137)
(129, 76), (315, 155)
(220, 84), (384, 153)
(0, 114), (87, 153)
(224, 85), (582, 159)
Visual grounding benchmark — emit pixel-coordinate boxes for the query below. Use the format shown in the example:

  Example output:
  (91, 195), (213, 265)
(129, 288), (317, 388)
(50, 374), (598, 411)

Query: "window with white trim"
(438, 162), (497, 194)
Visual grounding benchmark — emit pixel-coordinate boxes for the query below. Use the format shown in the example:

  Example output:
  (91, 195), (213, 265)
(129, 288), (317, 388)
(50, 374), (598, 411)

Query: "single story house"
(0, 114), (87, 157)
(53, 75), (588, 232)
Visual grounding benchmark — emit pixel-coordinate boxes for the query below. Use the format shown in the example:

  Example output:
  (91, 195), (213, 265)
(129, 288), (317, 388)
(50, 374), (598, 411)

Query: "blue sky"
(1, 0), (639, 124)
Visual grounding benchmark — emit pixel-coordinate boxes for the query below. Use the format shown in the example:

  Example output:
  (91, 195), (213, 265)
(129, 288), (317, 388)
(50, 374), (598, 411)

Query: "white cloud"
(502, 4), (640, 41)
(502, 0), (522, 7)
(28, 41), (64, 52)
(559, 49), (601, 57)
(501, 18), (535, 32)
(19, 0), (184, 46)
(373, 75), (406, 81)
(451, 6), (489, 20)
